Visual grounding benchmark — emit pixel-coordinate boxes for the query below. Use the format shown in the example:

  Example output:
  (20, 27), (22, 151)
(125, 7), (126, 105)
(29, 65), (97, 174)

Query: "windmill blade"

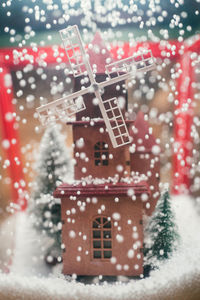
(96, 94), (131, 148)
(60, 25), (94, 80)
(36, 92), (87, 126)
(105, 50), (155, 81)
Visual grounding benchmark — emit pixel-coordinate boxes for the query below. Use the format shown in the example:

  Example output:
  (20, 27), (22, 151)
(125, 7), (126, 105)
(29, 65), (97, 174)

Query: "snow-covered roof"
(54, 180), (149, 198)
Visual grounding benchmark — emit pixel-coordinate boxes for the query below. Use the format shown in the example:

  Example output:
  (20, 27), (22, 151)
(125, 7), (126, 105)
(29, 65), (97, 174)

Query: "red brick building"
(54, 33), (160, 277)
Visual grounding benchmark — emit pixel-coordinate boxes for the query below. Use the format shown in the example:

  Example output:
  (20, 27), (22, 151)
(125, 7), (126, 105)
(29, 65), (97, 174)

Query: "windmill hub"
(92, 83), (99, 92)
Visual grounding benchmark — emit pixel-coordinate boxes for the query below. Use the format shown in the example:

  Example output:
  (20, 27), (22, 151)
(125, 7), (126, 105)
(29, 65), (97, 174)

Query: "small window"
(94, 142), (109, 166)
(103, 251), (112, 259)
(93, 240), (101, 248)
(93, 230), (101, 238)
(103, 240), (111, 248)
(92, 216), (112, 260)
(94, 251), (101, 258)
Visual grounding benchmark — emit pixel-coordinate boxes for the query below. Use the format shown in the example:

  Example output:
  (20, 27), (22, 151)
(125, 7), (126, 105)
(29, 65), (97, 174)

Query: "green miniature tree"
(32, 125), (73, 265)
(144, 190), (180, 271)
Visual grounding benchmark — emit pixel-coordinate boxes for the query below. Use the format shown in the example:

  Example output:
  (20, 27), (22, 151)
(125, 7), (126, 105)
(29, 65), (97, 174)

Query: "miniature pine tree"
(32, 125), (73, 264)
(144, 190), (179, 270)
(33, 125), (73, 199)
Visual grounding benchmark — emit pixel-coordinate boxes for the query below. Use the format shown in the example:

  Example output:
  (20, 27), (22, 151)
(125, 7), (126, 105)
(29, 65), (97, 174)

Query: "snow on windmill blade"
(54, 95), (86, 117)
(105, 50), (156, 79)
(36, 93), (86, 126)
(99, 97), (131, 148)
(60, 26), (88, 77)
(36, 107), (57, 126)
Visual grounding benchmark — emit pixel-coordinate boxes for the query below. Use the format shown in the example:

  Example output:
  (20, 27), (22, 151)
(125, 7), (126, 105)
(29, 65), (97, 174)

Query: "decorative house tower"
(54, 32), (160, 277)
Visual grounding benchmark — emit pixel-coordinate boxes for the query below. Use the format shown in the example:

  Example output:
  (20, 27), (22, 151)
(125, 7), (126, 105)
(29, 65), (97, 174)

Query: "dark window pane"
(93, 221), (99, 228)
(94, 251), (101, 259)
(94, 142), (100, 150)
(102, 152), (109, 158)
(94, 152), (100, 158)
(103, 217), (107, 224)
(103, 221), (111, 228)
(103, 231), (111, 239)
(93, 230), (101, 238)
(102, 160), (108, 166)
(96, 217), (101, 224)
(94, 142), (109, 167)
(92, 217), (112, 260)
(104, 251), (112, 258)
(93, 240), (101, 248)
(103, 240), (111, 248)
(95, 159), (101, 166)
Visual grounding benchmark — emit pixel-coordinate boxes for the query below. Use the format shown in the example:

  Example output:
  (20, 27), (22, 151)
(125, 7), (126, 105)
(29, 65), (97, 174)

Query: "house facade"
(54, 33), (160, 277)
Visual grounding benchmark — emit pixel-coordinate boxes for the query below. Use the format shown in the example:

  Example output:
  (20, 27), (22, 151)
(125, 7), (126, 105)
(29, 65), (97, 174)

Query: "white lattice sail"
(36, 25), (156, 148)
(106, 50), (155, 79)
(60, 26), (88, 77)
(36, 93), (86, 125)
(100, 97), (131, 147)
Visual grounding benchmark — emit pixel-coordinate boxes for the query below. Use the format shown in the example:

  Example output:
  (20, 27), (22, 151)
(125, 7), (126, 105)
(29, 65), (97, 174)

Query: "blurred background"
(0, 0), (200, 220)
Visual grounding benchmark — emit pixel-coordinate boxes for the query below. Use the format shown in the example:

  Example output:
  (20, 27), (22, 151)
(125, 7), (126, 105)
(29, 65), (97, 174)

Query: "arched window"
(94, 142), (109, 166)
(92, 216), (112, 259)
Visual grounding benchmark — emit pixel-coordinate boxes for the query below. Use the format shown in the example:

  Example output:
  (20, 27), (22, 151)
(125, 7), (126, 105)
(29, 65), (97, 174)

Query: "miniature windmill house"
(37, 26), (160, 277)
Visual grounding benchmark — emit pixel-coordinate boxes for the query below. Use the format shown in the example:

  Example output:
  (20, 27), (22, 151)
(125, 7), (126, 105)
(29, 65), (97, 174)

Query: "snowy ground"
(0, 195), (200, 300)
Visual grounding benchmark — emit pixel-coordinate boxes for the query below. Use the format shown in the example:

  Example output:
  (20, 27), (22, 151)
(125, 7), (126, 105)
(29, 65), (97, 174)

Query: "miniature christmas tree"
(144, 190), (180, 271)
(32, 125), (73, 265)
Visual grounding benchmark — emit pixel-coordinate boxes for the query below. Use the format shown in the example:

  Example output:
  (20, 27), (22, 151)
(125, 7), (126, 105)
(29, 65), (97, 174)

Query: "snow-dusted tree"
(32, 125), (73, 265)
(144, 191), (179, 270)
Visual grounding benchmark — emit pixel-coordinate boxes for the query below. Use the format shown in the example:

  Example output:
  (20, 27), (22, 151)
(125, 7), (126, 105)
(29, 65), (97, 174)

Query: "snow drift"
(0, 195), (200, 300)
